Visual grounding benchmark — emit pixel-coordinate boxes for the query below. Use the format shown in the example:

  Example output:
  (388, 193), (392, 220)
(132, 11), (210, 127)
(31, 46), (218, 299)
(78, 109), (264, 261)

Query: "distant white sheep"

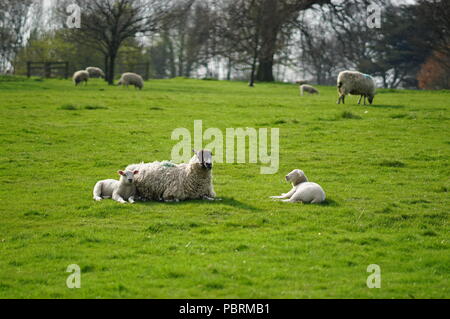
(93, 169), (139, 203)
(300, 84), (319, 96)
(73, 70), (89, 86)
(85, 66), (105, 78)
(336, 70), (376, 105)
(270, 169), (326, 203)
(126, 150), (216, 202)
(117, 72), (144, 90)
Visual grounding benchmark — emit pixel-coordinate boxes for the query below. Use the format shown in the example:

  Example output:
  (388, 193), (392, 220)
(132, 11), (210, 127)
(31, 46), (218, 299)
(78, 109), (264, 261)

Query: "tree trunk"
(255, 0), (278, 82)
(249, 54), (258, 87)
(256, 59), (274, 82)
(108, 53), (116, 85)
(104, 54), (109, 82)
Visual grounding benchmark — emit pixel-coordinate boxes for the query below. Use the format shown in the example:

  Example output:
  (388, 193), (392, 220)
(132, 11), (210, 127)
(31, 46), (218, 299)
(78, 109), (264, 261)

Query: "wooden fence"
(27, 61), (69, 79)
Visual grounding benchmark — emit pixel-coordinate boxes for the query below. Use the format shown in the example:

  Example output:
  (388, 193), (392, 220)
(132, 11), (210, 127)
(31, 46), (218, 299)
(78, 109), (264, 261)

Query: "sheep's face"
(193, 149), (213, 169)
(118, 170), (139, 184)
(286, 169), (308, 185)
(368, 94), (374, 104)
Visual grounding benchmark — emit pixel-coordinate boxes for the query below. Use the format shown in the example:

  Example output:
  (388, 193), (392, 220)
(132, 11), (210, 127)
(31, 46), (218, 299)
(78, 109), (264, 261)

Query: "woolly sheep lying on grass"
(270, 169), (326, 203)
(85, 66), (105, 78)
(73, 70), (89, 86)
(93, 169), (139, 203)
(117, 72), (144, 90)
(336, 70), (376, 105)
(126, 150), (216, 202)
(300, 84), (319, 96)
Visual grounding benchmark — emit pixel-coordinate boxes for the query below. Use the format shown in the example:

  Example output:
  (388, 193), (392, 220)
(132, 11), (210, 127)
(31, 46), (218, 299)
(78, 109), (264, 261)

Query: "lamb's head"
(118, 169), (139, 184)
(285, 169), (308, 185)
(117, 79), (122, 86)
(191, 149), (213, 170)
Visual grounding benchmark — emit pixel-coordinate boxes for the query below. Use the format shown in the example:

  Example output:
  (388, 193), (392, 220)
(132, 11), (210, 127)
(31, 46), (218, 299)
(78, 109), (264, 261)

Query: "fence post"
(65, 62), (69, 79)
(27, 62), (31, 78)
(145, 62), (150, 80)
(44, 62), (51, 78)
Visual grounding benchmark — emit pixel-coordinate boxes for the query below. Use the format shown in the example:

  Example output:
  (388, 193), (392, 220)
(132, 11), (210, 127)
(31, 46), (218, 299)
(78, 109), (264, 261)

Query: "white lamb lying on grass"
(93, 170), (139, 203)
(270, 169), (326, 203)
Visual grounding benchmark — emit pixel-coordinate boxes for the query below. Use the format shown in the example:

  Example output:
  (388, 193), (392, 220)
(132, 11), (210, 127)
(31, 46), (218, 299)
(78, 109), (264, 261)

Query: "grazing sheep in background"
(336, 70), (376, 105)
(93, 169), (139, 203)
(85, 66), (105, 78)
(73, 70), (89, 86)
(270, 169), (326, 204)
(300, 84), (319, 96)
(126, 150), (216, 202)
(295, 80), (309, 85)
(117, 72), (144, 90)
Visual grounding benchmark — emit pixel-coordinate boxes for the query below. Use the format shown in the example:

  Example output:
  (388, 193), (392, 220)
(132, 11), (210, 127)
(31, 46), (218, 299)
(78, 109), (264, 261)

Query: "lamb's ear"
(118, 170), (125, 176)
(133, 170), (139, 175)
(297, 171), (307, 183)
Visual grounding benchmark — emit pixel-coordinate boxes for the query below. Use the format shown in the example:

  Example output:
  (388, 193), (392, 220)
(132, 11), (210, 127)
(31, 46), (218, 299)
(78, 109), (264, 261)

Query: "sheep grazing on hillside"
(73, 70), (89, 86)
(300, 84), (319, 96)
(336, 70), (376, 105)
(117, 72), (144, 90)
(85, 66), (105, 78)
(270, 169), (326, 204)
(93, 169), (139, 203)
(126, 150), (216, 202)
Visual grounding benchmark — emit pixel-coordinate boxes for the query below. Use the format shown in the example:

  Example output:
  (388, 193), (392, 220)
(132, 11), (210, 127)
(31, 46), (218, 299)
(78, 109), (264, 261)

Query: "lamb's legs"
(112, 193), (127, 203)
(128, 196), (135, 203)
(357, 95), (362, 104)
(270, 188), (296, 200)
(363, 96), (366, 105)
(282, 198), (301, 202)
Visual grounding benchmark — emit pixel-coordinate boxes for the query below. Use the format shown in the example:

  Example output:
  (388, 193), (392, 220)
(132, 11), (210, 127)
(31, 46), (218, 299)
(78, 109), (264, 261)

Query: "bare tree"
(254, 0), (331, 82)
(62, 0), (186, 84)
(217, 0), (264, 86)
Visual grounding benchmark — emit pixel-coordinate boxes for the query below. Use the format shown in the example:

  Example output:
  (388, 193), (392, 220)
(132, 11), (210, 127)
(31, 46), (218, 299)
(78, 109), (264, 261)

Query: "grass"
(0, 77), (449, 298)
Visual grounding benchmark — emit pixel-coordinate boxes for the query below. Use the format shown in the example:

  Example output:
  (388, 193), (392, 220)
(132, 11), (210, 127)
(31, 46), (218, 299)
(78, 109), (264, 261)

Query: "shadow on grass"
(319, 197), (339, 206)
(369, 104), (405, 109)
(136, 196), (261, 211)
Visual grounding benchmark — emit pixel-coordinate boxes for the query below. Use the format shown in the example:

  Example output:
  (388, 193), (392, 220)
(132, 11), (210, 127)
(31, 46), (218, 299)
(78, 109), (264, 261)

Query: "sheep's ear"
(133, 170), (139, 175)
(192, 149), (196, 153)
(118, 170), (125, 176)
(297, 172), (307, 183)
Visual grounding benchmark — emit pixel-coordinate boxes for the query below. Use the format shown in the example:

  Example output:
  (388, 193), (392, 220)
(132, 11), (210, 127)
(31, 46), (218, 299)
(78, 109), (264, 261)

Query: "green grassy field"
(0, 76), (448, 298)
